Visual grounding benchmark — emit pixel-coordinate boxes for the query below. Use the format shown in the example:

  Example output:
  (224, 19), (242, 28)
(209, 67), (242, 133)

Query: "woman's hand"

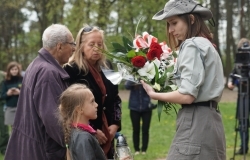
(227, 82), (235, 90)
(12, 88), (20, 95)
(95, 129), (107, 145)
(7, 88), (19, 96)
(108, 125), (119, 140)
(140, 80), (155, 98)
(7, 88), (14, 96)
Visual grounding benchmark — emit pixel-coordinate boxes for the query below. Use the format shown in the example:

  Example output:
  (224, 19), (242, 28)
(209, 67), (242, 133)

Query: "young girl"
(141, 0), (226, 159)
(59, 84), (131, 160)
(58, 84), (106, 160)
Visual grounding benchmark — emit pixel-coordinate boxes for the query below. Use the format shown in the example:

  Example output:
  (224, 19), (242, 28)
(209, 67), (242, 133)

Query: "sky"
(21, 8), (38, 32)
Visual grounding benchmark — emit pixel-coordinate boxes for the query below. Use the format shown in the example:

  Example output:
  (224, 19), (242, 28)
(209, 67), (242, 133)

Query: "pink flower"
(133, 32), (158, 51)
(159, 42), (172, 59)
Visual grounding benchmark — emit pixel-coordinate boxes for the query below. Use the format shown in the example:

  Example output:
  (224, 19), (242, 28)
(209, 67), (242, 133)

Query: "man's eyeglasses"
(65, 42), (76, 47)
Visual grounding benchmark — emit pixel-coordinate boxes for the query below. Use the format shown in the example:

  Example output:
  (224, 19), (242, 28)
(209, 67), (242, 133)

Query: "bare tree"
(210, 0), (222, 57)
(26, 0), (65, 47)
(224, 0), (234, 80)
(0, 0), (27, 68)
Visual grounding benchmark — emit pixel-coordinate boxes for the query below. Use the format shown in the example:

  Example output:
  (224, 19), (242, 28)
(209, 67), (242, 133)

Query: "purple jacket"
(4, 48), (69, 160)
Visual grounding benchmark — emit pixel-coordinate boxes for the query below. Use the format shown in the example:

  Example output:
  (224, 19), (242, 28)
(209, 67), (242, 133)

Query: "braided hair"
(58, 84), (91, 160)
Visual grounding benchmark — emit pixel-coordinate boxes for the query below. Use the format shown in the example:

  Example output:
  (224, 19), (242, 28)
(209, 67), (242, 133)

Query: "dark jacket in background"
(1, 76), (23, 107)
(4, 48), (69, 160)
(0, 71), (6, 103)
(0, 71), (9, 154)
(64, 63), (122, 131)
(125, 81), (151, 112)
(229, 66), (250, 118)
(229, 67), (239, 87)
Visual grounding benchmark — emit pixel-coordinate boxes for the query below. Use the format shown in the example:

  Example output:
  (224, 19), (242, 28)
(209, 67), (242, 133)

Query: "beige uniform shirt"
(174, 37), (224, 102)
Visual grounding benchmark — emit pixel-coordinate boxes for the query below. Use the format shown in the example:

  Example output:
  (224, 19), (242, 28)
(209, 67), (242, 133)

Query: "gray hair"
(42, 24), (70, 49)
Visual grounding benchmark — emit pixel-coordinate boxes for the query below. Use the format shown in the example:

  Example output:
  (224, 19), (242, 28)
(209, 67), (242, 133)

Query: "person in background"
(228, 38), (250, 155)
(0, 70), (9, 155)
(140, 0), (226, 159)
(4, 24), (75, 160)
(1, 61), (23, 128)
(125, 80), (154, 155)
(64, 24), (122, 159)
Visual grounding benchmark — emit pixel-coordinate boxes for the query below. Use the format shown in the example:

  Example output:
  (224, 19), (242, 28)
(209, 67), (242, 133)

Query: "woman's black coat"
(64, 63), (121, 131)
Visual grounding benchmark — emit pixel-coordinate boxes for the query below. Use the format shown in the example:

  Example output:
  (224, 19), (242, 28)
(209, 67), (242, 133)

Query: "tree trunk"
(225, 0), (234, 81)
(210, 0), (221, 57)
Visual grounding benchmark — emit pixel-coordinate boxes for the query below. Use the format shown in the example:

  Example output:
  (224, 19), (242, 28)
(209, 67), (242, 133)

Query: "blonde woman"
(64, 25), (122, 159)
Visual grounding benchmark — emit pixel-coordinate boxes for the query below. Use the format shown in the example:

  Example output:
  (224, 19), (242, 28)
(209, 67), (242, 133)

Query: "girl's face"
(82, 31), (103, 65)
(10, 66), (19, 76)
(80, 91), (98, 122)
(166, 15), (188, 41)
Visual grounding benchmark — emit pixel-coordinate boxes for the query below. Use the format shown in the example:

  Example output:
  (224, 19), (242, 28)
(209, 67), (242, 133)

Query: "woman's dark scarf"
(88, 62), (111, 157)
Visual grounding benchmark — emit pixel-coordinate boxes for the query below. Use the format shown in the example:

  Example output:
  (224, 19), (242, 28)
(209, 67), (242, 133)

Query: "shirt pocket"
(175, 143), (200, 159)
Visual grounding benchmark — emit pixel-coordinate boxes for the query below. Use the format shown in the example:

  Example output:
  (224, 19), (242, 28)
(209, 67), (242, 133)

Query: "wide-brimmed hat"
(152, 0), (212, 20)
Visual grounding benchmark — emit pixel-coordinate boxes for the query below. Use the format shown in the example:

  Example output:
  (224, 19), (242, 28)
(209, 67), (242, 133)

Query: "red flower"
(131, 56), (146, 67)
(147, 42), (163, 60)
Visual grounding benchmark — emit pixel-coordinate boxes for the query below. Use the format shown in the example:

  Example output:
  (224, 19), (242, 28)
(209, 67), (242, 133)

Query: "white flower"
(169, 85), (178, 91)
(167, 60), (175, 68)
(153, 82), (161, 91)
(137, 59), (160, 80)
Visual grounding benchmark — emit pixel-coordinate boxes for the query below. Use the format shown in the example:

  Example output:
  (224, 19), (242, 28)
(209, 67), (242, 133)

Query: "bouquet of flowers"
(102, 32), (178, 120)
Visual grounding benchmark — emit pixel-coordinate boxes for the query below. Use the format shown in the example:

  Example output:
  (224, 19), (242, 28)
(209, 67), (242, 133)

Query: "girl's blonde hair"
(67, 24), (108, 74)
(58, 84), (91, 160)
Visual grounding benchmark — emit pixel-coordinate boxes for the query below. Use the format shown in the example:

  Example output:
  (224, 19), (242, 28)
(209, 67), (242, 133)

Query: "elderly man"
(4, 24), (75, 160)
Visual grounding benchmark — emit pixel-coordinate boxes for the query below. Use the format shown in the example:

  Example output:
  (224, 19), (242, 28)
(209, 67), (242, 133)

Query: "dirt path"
(119, 88), (237, 103)
(220, 88), (238, 102)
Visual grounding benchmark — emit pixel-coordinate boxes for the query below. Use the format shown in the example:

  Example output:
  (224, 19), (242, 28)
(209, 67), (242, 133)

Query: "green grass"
(120, 102), (250, 160)
(0, 102), (249, 160)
